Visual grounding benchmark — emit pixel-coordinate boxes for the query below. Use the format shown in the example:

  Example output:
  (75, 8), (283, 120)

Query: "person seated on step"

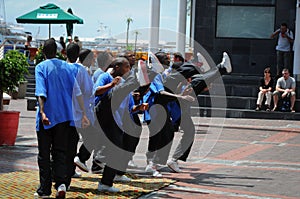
(272, 68), (296, 112)
(255, 67), (274, 111)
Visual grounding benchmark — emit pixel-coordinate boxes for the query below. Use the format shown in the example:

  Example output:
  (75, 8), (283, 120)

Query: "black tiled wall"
(194, 0), (296, 75)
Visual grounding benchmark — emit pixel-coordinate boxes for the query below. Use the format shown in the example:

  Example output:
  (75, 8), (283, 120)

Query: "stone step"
(198, 95), (300, 112)
(26, 87), (35, 93)
(208, 75), (300, 98)
(27, 83), (35, 89)
(25, 92), (35, 98)
(191, 106), (300, 120)
(27, 65), (35, 73)
(26, 97), (37, 111)
(26, 96), (300, 119)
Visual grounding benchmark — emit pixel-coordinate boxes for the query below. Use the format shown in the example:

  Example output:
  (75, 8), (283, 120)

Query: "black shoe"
(266, 105), (271, 111)
(91, 161), (104, 174)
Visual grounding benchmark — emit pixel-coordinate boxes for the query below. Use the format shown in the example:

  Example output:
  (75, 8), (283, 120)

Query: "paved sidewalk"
(1, 99), (300, 198)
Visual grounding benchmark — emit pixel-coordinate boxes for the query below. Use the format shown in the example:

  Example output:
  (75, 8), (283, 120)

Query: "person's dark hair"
(43, 38), (57, 59)
(66, 43), (80, 63)
(97, 51), (113, 70)
(27, 35), (32, 42)
(155, 52), (169, 66)
(282, 68), (289, 73)
(173, 52), (184, 62)
(172, 61), (184, 70)
(134, 84), (150, 96)
(155, 52), (167, 62)
(79, 49), (92, 63)
(106, 57), (127, 71)
(281, 23), (288, 28)
(264, 67), (271, 74)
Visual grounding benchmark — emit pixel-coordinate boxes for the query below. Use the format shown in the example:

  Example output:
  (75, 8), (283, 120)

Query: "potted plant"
(0, 50), (29, 145)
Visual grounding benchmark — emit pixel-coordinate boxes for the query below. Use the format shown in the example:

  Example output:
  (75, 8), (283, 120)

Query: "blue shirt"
(143, 74), (164, 122)
(167, 101), (181, 124)
(93, 72), (113, 106)
(113, 94), (130, 129)
(92, 68), (104, 83)
(167, 82), (187, 124)
(70, 63), (95, 128)
(35, 58), (80, 131)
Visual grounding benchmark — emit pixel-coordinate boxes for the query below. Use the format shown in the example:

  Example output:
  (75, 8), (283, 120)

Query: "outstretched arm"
(159, 90), (195, 102)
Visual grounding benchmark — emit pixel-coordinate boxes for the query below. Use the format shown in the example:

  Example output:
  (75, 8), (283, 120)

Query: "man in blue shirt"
(73, 48), (105, 174)
(65, 44), (96, 184)
(94, 57), (134, 192)
(34, 39), (89, 198)
(92, 51), (114, 83)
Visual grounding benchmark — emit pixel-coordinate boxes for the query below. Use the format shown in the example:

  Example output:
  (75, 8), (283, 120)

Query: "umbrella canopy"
(16, 3), (83, 37)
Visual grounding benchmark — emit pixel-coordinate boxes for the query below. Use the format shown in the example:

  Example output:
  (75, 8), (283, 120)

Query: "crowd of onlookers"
(255, 22), (296, 112)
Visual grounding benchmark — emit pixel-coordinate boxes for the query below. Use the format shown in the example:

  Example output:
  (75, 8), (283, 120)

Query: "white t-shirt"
(276, 29), (294, 52)
(276, 76), (296, 89)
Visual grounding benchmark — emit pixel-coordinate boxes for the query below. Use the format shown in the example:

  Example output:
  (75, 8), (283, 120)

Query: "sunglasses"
(264, 71), (270, 73)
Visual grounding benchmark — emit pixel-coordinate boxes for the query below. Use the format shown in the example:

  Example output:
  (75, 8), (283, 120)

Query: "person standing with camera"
(271, 23), (294, 77)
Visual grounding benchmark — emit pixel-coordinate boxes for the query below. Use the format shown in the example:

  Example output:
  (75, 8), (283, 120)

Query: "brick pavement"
(1, 99), (300, 198)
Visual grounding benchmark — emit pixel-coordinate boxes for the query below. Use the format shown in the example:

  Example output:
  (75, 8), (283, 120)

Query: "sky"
(2, 0), (184, 42)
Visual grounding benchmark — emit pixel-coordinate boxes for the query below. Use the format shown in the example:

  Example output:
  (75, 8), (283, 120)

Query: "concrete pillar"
(149, 0), (160, 52)
(190, 0), (196, 49)
(294, 1), (300, 81)
(176, 0), (187, 56)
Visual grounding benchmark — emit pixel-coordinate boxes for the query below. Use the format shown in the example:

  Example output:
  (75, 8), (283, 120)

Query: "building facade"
(193, 0), (296, 75)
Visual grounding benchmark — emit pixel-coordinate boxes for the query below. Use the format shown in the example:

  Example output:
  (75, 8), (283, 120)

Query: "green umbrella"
(16, 3), (83, 38)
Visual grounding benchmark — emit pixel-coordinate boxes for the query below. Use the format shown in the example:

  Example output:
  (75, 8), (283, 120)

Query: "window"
(216, 1), (275, 39)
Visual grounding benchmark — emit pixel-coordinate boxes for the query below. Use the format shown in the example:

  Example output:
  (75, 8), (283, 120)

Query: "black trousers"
(76, 124), (102, 163)
(36, 121), (71, 195)
(146, 96), (175, 165)
(96, 114), (130, 186)
(191, 64), (225, 95)
(66, 126), (79, 187)
(122, 113), (142, 154)
(77, 144), (91, 163)
(96, 71), (140, 186)
(172, 107), (195, 162)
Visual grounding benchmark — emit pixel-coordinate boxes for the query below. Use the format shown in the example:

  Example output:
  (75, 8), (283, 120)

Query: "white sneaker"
(167, 160), (182, 173)
(221, 52), (232, 73)
(74, 156), (89, 172)
(56, 184), (66, 199)
(33, 192), (50, 199)
(145, 161), (155, 173)
(145, 162), (163, 177)
(114, 175), (132, 182)
(97, 183), (120, 192)
(128, 160), (137, 168)
(152, 170), (163, 177)
(72, 171), (82, 178)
